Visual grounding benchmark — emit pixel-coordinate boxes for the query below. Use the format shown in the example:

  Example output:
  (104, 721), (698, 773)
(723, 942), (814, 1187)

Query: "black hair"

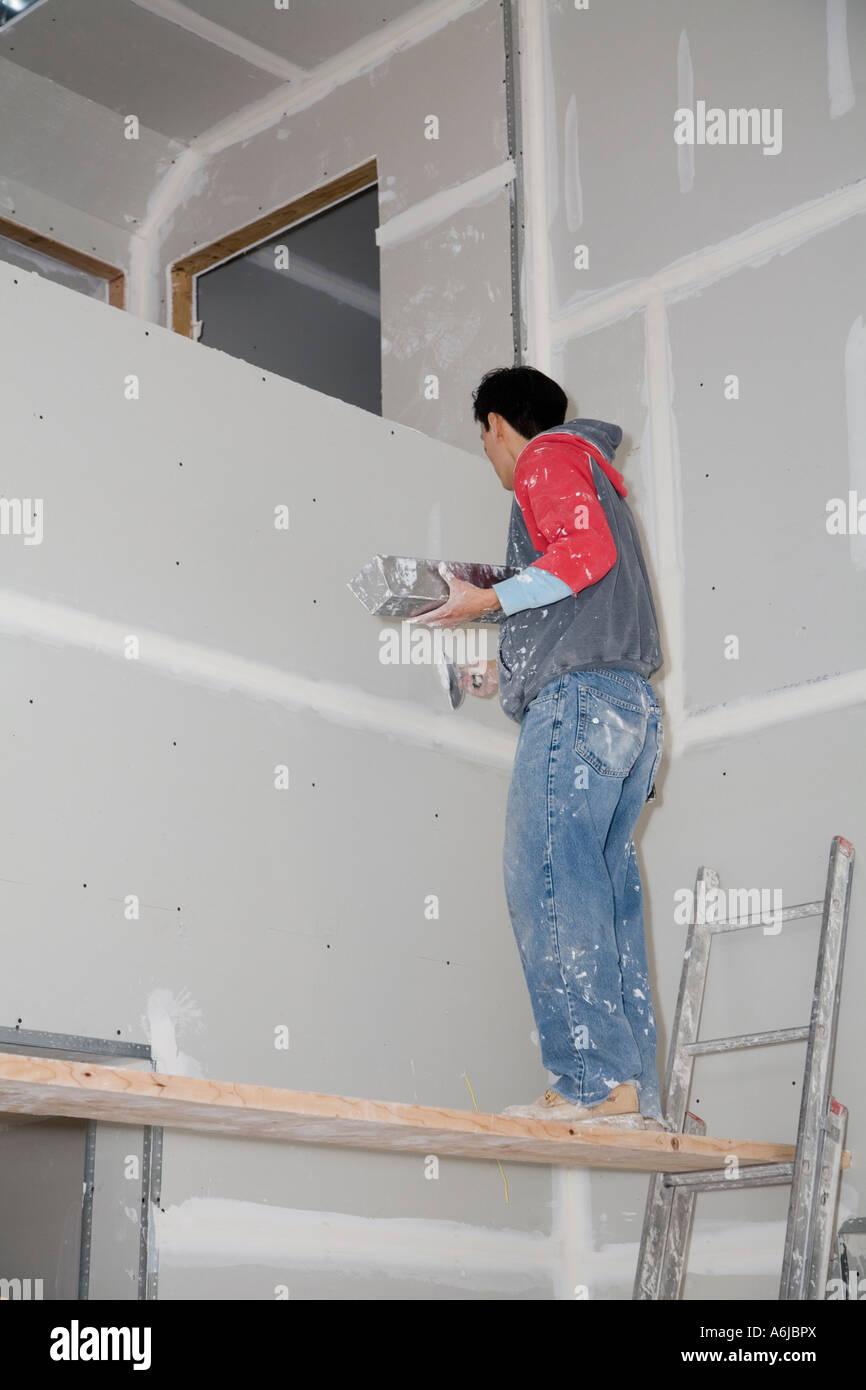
(471, 365), (568, 439)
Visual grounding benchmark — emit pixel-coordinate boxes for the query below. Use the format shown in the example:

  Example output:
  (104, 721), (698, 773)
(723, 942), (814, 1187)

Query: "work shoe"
(501, 1081), (641, 1123)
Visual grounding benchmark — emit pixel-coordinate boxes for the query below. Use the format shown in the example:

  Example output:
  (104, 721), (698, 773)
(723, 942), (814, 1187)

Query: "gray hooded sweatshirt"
(498, 417), (663, 723)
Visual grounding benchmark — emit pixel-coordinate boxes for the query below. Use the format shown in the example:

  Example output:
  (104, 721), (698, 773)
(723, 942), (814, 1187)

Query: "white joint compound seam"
(518, 0), (866, 756)
(129, 0), (490, 319)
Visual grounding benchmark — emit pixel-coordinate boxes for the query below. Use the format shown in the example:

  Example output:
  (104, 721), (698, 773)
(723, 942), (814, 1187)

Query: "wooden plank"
(169, 158), (378, 336)
(107, 273), (125, 310)
(0, 1052), (840, 1174)
(170, 265), (193, 337)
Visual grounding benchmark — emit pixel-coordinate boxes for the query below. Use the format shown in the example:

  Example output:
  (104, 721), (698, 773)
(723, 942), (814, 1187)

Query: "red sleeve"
(514, 440), (617, 592)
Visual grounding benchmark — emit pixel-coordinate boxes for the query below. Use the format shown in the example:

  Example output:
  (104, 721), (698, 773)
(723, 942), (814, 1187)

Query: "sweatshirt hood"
(525, 417), (627, 496)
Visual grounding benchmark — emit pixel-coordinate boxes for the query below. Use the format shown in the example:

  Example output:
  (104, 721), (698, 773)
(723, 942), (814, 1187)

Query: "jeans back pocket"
(574, 683), (648, 777)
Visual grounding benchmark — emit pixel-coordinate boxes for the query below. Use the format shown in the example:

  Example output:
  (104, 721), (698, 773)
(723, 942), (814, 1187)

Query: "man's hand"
(409, 563), (502, 629)
(456, 659), (499, 698)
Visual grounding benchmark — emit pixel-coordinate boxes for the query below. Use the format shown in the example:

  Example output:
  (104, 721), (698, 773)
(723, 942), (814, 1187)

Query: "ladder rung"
(663, 1162), (794, 1192)
(702, 900), (822, 934)
(682, 1026), (809, 1056)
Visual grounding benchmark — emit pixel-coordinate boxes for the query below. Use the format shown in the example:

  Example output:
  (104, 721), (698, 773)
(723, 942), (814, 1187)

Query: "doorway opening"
(171, 161), (381, 414)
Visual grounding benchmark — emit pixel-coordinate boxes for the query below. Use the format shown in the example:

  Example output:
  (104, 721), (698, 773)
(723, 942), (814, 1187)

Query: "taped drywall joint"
(128, 0), (306, 83)
(551, 178), (866, 344)
(244, 249), (379, 318)
(827, 0), (856, 120)
(153, 1197), (791, 1287)
(681, 668), (866, 747)
(676, 31), (695, 195)
(140, 0), (488, 320)
(187, 0), (490, 156)
(551, 1169), (594, 1301)
(155, 1196), (558, 1280)
(0, 589), (517, 772)
(131, 146), (206, 321)
(375, 160), (515, 249)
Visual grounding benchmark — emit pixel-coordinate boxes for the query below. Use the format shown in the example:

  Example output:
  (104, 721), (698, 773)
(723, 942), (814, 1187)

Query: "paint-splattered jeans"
(503, 668), (664, 1118)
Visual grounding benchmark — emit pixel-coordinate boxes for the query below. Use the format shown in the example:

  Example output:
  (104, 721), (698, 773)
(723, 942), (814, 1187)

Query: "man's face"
(480, 413), (516, 490)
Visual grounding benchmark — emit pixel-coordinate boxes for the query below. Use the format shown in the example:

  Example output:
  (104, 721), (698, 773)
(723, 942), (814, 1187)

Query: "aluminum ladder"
(634, 834), (854, 1300)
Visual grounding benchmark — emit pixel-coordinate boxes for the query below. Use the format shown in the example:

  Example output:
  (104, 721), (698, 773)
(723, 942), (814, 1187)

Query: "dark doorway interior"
(197, 184), (381, 415)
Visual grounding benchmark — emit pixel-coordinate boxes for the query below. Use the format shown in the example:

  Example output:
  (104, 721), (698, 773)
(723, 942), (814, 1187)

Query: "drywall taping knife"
(347, 555), (517, 623)
(348, 555), (518, 711)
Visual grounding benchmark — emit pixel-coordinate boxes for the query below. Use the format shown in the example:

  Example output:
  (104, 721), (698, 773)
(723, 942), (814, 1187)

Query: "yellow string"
(463, 1073), (510, 1204)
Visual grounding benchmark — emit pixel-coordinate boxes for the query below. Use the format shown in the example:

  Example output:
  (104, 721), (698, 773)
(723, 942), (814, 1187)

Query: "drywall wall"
(669, 214), (866, 710)
(0, 1), (514, 451)
(0, 261), (568, 1299)
(542, 0), (866, 310)
(3, 0), (861, 1304)
(529, 0), (866, 1298)
(154, 0), (513, 451)
(0, 50), (179, 269)
(0, 170), (129, 284)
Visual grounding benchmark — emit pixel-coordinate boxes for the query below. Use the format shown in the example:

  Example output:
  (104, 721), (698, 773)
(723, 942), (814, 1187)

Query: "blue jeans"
(503, 668), (664, 1119)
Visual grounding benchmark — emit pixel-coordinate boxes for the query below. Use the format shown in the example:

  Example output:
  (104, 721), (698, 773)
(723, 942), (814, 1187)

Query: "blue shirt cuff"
(492, 566), (574, 616)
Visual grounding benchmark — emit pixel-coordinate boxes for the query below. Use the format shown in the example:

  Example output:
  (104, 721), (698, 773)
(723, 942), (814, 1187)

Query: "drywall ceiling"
(179, 0), (427, 68)
(0, 0), (436, 235)
(0, 0), (431, 140)
(0, 51), (182, 232)
(0, 0), (283, 142)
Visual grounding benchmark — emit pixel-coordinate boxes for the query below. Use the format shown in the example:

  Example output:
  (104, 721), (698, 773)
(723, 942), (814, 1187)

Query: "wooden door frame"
(170, 159), (378, 338)
(0, 215), (125, 308)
